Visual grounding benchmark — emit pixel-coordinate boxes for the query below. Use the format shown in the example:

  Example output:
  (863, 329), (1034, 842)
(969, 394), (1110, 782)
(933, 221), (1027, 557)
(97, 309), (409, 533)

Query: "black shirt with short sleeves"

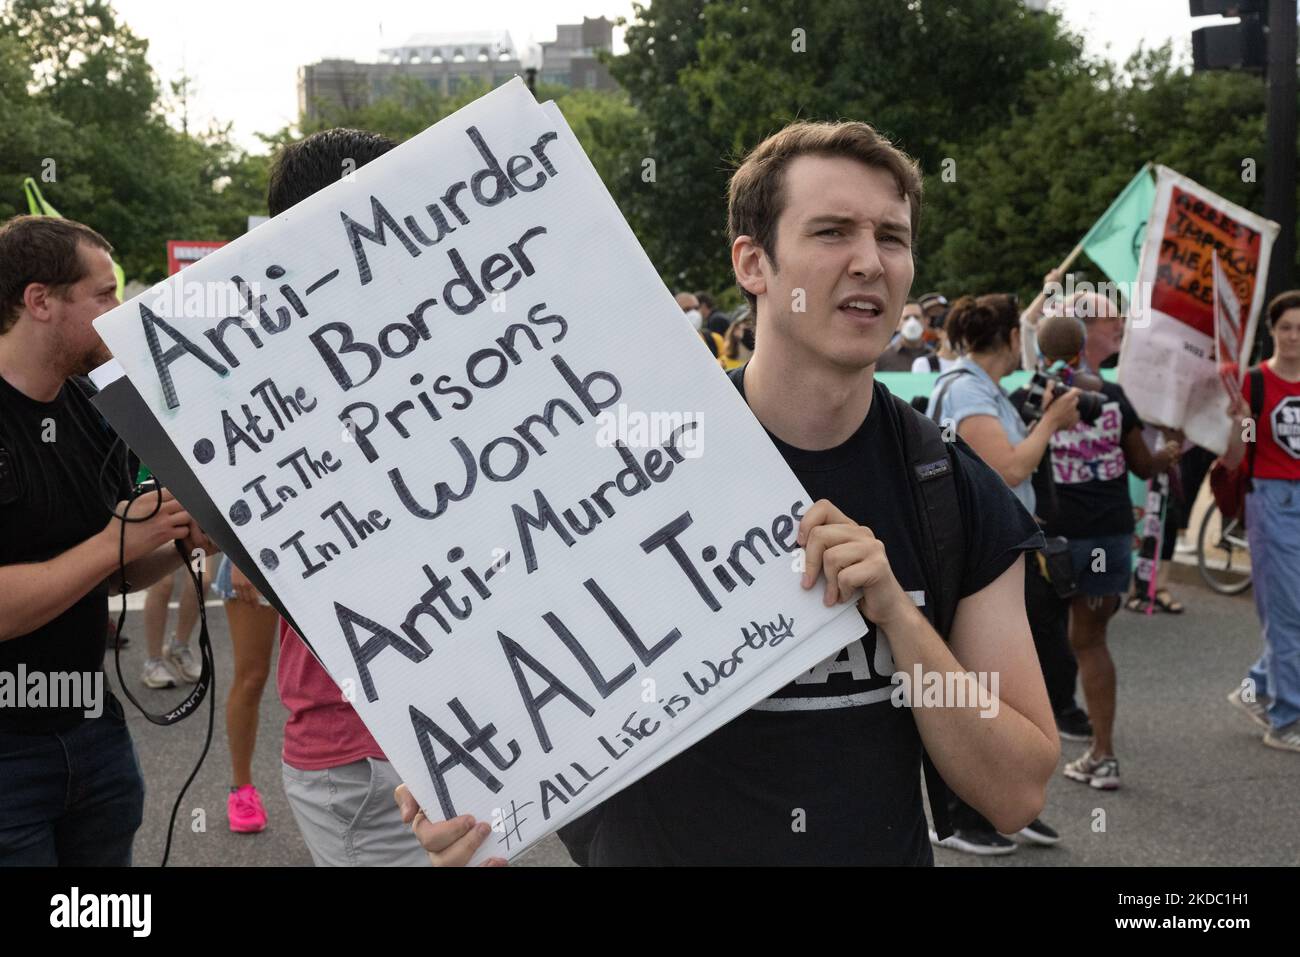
(585, 371), (1041, 865)
(0, 373), (131, 734)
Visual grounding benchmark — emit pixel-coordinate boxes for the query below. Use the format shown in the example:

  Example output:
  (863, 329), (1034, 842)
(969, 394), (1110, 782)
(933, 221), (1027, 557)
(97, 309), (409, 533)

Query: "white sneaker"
(142, 657), (177, 689)
(1263, 721), (1300, 753)
(165, 641), (201, 684)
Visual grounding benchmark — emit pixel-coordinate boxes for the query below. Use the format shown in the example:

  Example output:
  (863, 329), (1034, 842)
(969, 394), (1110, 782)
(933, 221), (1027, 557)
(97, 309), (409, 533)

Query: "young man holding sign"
(400, 120), (1058, 866)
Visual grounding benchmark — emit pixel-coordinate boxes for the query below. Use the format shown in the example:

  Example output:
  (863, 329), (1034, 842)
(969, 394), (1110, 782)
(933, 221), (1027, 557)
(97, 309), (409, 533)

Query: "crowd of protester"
(2, 113), (1297, 870)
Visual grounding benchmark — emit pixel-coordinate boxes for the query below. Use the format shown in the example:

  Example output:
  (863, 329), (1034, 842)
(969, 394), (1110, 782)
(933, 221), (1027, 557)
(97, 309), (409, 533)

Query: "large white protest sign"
(92, 79), (868, 863)
(1119, 165), (1278, 454)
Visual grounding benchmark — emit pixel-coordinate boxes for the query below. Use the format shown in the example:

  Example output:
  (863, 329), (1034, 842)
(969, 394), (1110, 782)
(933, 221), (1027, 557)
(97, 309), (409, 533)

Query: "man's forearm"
(0, 530), (119, 642)
(107, 543), (187, 596)
(876, 599), (1056, 828)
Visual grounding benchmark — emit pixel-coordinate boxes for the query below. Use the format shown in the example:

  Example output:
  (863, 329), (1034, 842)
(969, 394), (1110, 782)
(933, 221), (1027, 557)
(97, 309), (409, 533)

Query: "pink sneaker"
(227, 785), (267, 833)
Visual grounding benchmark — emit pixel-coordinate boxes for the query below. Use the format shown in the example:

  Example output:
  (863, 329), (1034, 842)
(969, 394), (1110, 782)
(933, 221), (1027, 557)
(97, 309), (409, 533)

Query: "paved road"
(114, 568), (1295, 868)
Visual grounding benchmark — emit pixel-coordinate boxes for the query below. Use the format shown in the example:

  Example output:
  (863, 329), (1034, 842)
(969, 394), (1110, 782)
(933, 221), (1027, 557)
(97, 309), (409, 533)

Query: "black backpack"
(557, 368), (966, 863)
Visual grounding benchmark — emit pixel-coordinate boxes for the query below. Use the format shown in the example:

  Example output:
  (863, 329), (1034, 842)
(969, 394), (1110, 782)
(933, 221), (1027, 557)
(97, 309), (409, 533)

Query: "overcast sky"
(111, 0), (1204, 151)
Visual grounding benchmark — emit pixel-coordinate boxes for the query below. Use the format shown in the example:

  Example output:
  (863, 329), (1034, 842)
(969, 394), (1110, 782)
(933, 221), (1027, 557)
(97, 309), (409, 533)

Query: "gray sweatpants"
(281, 757), (430, 867)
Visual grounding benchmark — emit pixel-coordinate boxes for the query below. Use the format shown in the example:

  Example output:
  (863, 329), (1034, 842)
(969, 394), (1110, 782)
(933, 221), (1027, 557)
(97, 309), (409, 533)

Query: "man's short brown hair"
(727, 121), (923, 315)
(0, 215), (113, 334)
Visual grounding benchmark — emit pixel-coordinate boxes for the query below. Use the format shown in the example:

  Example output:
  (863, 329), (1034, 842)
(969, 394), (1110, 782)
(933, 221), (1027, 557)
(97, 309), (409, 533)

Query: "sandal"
(1152, 588), (1184, 614)
(1125, 594), (1151, 613)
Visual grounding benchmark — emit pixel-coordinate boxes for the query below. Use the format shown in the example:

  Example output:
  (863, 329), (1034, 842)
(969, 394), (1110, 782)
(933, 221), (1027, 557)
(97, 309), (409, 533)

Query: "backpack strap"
(1247, 366), (1264, 488)
(886, 387), (966, 841)
(927, 354), (940, 373)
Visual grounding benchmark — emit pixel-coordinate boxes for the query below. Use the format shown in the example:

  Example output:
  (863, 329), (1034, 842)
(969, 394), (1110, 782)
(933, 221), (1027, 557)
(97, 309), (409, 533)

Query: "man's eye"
(817, 228), (843, 237)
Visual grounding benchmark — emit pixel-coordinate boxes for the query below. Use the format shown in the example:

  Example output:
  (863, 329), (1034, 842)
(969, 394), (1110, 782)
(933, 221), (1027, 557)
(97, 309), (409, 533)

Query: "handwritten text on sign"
(93, 80), (865, 861)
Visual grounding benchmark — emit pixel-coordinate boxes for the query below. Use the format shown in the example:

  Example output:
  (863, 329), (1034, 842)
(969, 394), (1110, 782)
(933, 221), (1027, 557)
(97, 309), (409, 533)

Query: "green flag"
(1080, 163), (1156, 288)
(22, 176), (126, 299)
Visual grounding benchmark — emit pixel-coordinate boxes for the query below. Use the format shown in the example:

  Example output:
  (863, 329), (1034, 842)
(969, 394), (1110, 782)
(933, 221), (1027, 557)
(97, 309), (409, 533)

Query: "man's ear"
(732, 236), (768, 299)
(21, 282), (54, 323)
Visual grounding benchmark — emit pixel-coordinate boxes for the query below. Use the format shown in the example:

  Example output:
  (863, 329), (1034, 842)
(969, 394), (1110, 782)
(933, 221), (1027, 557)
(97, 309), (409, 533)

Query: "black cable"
(100, 436), (217, 866)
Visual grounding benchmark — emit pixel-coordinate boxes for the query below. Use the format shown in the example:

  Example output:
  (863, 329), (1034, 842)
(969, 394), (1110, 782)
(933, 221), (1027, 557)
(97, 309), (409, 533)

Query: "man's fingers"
(801, 525), (870, 590)
(394, 784), (418, 824)
(795, 499), (854, 547)
(821, 541), (879, 605)
(431, 821), (492, 867)
(412, 811), (477, 856)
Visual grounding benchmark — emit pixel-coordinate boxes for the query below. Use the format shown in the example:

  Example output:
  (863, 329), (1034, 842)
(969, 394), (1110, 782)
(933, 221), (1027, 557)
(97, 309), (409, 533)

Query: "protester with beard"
(0, 215), (217, 864)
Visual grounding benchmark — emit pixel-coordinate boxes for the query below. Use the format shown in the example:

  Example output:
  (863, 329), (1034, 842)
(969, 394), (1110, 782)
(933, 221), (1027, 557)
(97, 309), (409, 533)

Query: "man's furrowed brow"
(805, 214), (857, 228)
(805, 213), (911, 238)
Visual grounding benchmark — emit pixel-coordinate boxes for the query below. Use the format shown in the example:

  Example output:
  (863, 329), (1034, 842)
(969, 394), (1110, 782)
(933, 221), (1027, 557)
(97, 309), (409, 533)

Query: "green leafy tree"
(0, 0), (272, 281)
(921, 45), (1289, 299)
(612, 0), (1085, 296)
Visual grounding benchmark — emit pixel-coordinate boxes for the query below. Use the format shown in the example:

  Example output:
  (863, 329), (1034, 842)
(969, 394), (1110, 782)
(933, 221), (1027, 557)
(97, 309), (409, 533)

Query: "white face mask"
(684, 308), (703, 330)
(900, 316), (924, 342)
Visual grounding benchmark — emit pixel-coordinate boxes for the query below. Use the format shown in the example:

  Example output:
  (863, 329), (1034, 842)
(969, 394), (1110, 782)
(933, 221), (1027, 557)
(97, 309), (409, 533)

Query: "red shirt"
(1245, 363), (1300, 480)
(278, 617), (386, 770)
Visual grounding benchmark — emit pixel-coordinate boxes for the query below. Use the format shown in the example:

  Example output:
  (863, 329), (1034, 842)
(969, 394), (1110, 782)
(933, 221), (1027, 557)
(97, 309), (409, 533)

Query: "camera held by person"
(1020, 313), (1106, 425)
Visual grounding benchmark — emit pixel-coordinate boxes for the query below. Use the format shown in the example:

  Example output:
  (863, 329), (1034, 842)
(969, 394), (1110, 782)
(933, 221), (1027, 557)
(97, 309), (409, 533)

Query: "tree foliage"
(922, 45), (1286, 299)
(611, 0), (1085, 295)
(0, 0), (266, 282)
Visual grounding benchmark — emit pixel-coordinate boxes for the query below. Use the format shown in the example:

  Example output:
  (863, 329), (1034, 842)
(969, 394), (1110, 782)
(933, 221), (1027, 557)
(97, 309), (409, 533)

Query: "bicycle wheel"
(1197, 503), (1252, 595)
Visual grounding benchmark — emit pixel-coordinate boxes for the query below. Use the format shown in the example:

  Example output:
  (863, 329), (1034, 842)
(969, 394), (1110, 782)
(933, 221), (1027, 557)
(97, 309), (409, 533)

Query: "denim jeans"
(0, 692), (145, 865)
(1245, 480), (1300, 731)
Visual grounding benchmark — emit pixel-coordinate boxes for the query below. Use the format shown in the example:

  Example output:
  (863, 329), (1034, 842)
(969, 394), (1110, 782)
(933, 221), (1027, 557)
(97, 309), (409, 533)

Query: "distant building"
(538, 17), (616, 91)
(299, 17), (617, 121)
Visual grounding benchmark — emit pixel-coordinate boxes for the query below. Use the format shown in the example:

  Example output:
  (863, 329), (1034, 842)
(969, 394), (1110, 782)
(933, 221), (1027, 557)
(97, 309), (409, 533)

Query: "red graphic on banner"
(1151, 186), (1261, 339)
(166, 239), (226, 276)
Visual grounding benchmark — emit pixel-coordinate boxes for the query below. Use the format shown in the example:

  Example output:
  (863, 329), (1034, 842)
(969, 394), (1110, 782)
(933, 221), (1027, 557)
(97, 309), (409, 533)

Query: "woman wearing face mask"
(720, 314), (755, 370)
(875, 301), (934, 371)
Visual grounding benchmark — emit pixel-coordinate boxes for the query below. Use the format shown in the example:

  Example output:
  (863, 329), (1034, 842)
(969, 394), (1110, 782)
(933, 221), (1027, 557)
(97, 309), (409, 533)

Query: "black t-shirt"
(1011, 381), (1140, 539)
(0, 373), (130, 734)
(585, 371), (1041, 865)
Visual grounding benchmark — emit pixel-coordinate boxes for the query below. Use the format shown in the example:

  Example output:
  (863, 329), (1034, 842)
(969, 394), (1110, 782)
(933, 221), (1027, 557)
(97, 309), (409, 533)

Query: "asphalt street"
(112, 566), (1297, 868)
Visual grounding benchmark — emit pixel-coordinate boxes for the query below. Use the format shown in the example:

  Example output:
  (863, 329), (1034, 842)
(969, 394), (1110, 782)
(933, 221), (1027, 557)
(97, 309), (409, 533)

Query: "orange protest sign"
(1150, 185), (1262, 339)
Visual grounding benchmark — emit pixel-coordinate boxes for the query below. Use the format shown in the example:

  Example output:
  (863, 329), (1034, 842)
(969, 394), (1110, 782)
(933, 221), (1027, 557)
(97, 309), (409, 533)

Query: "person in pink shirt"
(278, 618), (427, 866)
(264, 128), (436, 866)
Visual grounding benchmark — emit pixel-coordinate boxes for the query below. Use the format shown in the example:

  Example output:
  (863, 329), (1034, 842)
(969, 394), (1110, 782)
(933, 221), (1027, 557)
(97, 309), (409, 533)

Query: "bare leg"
(224, 600), (279, 788)
(143, 573), (176, 660)
(1068, 594), (1120, 757)
(171, 570), (202, 647)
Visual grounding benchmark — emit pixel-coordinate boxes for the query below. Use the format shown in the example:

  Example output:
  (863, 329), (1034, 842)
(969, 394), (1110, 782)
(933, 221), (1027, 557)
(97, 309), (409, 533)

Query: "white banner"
(91, 79), (866, 863)
(1118, 165), (1278, 454)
